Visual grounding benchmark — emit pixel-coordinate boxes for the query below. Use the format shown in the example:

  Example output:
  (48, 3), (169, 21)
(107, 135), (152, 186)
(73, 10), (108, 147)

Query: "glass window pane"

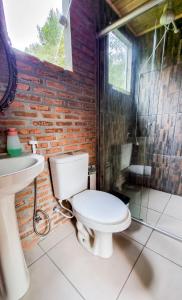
(108, 31), (132, 94)
(3, 0), (66, 68)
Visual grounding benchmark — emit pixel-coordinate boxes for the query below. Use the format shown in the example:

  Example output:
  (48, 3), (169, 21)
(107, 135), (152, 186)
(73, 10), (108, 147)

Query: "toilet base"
(76, 221), (113, 258)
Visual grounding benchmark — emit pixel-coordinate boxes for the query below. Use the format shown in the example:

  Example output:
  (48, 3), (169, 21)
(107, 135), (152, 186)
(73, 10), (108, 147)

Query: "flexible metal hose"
(33, 178), (51, 237)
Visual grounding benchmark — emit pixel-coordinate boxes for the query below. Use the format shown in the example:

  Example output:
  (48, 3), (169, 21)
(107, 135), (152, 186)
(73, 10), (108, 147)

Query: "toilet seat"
(72, 190), (129, 225)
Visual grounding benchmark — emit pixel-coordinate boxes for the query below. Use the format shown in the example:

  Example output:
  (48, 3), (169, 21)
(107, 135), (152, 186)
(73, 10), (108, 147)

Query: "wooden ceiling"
(106, 0), (182, 36)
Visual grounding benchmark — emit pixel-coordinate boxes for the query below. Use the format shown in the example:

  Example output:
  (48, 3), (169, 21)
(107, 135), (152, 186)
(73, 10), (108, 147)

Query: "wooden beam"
(105, 0), (137, 36)
(105, 0), (121, 17)
(98, 0), (166, 38)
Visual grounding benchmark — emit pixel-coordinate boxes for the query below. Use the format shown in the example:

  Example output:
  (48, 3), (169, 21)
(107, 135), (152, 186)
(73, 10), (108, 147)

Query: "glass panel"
(98, 2), (182, 239)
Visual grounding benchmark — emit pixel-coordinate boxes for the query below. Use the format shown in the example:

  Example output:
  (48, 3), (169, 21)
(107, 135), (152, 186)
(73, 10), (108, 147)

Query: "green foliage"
(25, 9), (65, 67)
(108, 32), (127, 92)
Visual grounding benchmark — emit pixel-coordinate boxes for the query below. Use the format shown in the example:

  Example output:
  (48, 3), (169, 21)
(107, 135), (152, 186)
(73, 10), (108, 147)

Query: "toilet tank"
(50, 152), (89, 200)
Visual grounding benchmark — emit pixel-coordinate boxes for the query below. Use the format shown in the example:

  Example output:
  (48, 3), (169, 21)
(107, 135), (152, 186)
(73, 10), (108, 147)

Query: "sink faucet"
(29, 137), (38, 154)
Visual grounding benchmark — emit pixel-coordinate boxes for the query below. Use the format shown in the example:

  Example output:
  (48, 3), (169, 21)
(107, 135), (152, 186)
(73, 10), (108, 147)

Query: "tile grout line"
(115, 245), (145, 300)
(27, 231), (75, 268)
(121, 232), (150, 247)
(45, 251), (86, 300)
(116, 226), (155, 300)
(27, 252), (46, 268)
(38, 231), (75, 254)
(145, 245), (182, 269)
(156, 193), (172, 226)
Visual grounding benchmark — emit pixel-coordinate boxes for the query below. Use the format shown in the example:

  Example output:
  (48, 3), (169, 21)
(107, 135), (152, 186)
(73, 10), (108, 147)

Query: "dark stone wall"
(133, 21), (182, 195)
(97, 1), (137, 191)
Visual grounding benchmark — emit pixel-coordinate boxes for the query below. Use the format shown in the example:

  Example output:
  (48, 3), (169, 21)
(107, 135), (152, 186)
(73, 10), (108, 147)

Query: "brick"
(45, 128), (64, 133)
(55, 107), (71, 113)
(18, 128), (41, 135)
(18, 73), (42, 84)
(0, 0), (97, 246)
(37, 143), (48, 148)
(42, 113), (61, 119)
(67, 128), (81, 132)
(65, 114), (79, 120)
(33, 87), (57, 97)
(50, 141), (63, 147)
(46, 80), (66, 91)
(17, 83), (30, 91)
(10, 101), (25, 109)
(30, 105), (50, 111)
(46, 147), (62, 154)
(16, 61), (32, 72)
(14, 111), (37, 118)
(32, 121), (53, 126)
(37, 135), (56, 141)
(16, 93), (42, 103)
(0, 120), (25, 126)
(15, 199), (25, 208)
(56, 121), (72, 126)
(43, 98), (64, 106)
(63, 145), (79, 151)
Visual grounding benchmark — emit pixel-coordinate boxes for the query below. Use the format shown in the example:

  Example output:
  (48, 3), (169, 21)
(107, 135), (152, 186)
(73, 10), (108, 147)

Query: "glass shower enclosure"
(98, 4), (182, 239)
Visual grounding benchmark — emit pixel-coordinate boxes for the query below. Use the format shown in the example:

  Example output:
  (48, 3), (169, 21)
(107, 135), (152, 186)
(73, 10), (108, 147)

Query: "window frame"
(108, 29), (132, 95)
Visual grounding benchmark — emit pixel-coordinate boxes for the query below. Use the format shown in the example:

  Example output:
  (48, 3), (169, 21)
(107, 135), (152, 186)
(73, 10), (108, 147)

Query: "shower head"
(160, 2), (179, 33)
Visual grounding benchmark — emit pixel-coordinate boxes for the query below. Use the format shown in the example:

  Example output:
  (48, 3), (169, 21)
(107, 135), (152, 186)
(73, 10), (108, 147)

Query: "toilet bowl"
(50, 152), (131, 258)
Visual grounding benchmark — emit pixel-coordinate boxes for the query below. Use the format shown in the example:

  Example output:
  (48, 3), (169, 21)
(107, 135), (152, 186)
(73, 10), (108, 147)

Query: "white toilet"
(50, 152), (131, 258)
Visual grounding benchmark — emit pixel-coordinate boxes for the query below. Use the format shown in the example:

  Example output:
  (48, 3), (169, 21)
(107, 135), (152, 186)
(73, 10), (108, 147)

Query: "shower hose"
(33, 178), (51, 237)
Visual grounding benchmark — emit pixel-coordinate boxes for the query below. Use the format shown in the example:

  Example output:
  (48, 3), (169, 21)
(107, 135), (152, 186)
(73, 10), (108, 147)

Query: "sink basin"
(0, 154), (44, 194)
(0, 154), (44, 300)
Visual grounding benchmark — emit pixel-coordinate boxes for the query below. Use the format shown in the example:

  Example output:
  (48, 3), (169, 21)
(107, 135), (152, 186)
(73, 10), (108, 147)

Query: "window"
(108, 30), (132, 94)
(2, 0), (72, 71)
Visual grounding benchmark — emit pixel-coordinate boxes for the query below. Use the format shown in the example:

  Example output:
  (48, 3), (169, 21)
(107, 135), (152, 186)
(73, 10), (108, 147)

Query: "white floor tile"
(140, 207), (161, 227)
(48, 233), (143, 300)
(141, 188), (150, 207)
(118, 247), (182, 300)
(157, 214), (182, 238)
(130, 203), (161, 227)
(164, 195), (182, 220)
(147, 189), (171, 212)
(122, 221), (152, 245)
(146, 231), (182, 267)
(22, 255), (83, 300)
(24, 244), (44, 267)
(39, 221), (74, 252)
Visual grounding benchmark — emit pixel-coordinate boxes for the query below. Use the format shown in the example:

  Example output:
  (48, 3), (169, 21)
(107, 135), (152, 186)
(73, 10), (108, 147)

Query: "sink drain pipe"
(33, 178), (51, 237)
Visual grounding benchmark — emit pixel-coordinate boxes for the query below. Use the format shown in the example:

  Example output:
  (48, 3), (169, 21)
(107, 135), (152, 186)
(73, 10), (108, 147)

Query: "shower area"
(97, 0), (182, 239)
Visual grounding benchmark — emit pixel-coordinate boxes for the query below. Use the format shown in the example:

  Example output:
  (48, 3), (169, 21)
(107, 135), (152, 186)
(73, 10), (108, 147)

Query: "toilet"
(50, 152), (131, 258)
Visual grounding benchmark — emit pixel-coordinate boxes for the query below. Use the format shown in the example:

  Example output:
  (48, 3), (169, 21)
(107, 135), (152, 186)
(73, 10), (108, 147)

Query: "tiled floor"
(127, 188), (182, 238)
(22, 220), (182, 300)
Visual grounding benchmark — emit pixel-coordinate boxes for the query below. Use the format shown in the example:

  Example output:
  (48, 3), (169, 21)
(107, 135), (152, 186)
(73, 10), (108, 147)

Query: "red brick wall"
(0, 0), (97, 249)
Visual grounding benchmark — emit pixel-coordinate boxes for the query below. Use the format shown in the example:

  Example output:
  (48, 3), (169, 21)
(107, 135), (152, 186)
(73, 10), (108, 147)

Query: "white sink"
(0, 154), (44, 195)
(0, 154), (44, 300)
